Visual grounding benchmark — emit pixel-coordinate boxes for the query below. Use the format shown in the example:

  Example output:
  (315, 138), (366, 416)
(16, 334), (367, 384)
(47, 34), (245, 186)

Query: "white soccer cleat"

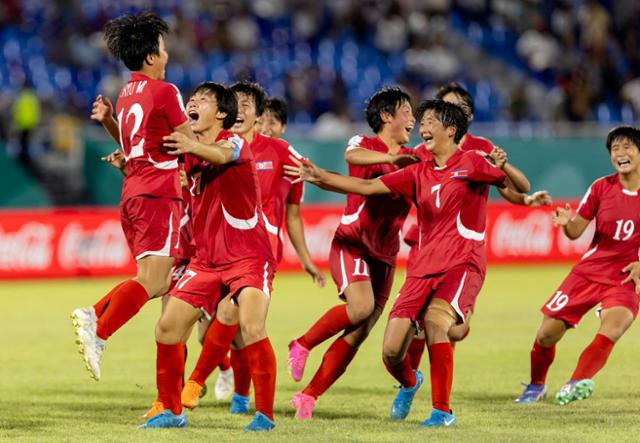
(71, 307), (97, 329)
(73, 314), (105, 381)
(214, 368), (234, 401)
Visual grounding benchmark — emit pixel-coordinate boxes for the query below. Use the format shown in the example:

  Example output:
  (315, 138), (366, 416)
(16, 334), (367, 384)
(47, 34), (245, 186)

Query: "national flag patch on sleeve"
(451, 169), (468, 179)
(256, 161), (274, 171)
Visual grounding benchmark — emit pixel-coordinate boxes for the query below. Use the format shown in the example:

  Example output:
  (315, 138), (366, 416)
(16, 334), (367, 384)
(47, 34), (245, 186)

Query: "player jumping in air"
(516, 125), (640, 405)
(71, 12), (194, 381)
(286, 100), (525, 427)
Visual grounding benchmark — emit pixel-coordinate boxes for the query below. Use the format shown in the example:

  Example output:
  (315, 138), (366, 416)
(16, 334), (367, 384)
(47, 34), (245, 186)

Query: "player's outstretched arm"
(551, 203), (589, 239)
(489, 146), (530, 193)
(498, 188), (552, 207)
(284, 156), (391, 196)
(91, 95), (121, 146)
(164, 132), (237, 165)
(286, 203), (326, 288)
(346, 147), (419, 168)
(101, 150), (127, 176)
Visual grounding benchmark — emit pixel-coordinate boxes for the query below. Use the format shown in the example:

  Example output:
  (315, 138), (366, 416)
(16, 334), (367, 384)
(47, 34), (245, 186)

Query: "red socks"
(156, 342), (185, 415)
(384, 354), (416, 388)
(231, 347), (252, 396)
(96, 280), (148, 340)
(93, 280), (127, 317)
(219, 353), (231, 371)
(407, 337), (425, 370)
(530, 341), (556, 386)
(570, 333), (614, 381)
(246, 338), (276, 421)
(428, 342), (454, 412)
(189, 321), (238, 386)
(303, 338), (358, 398)
(298, 305), (352, 350)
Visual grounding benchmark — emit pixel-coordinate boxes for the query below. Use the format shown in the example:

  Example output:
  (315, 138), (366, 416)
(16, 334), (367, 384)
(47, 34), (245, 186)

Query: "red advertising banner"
(0, 202), (591, 278)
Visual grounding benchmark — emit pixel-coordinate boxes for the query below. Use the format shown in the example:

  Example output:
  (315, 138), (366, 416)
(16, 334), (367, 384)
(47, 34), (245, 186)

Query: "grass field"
(1, 265), (639, 442)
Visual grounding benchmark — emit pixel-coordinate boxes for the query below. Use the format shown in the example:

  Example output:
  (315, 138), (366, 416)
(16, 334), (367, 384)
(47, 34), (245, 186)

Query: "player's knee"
(382, 342), (404, 366)
(346, 300), (375, 324)
(155, 319), (179, 344)
(449, 324), (470, 342)
(240, 322), (265, 343)
(535, 329), (560, 346)
(424, 302), (457, 340)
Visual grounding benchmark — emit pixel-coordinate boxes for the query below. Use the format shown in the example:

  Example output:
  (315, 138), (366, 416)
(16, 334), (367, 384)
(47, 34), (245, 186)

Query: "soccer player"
(180, 81), (325, 415)
(141, 81), (277, 431)
(71, 12), (194, 381)
(261, 97), (288, 139)
(287, 87), (419, 420)
(286, 99), (522, 427)
(515, 126), (640, 405)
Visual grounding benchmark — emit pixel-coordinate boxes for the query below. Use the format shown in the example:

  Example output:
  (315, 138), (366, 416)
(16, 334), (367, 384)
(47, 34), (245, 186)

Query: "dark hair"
(606, 125), (640, 152)
(230, 81), (267, 117)
(104, 12), (169, 71)
(365, 87), (411, 133)
(265, 97), (288, 125)
(436, 82), (474, 119)
(193, 82), (238, 129)
(415, 99), (468, 144)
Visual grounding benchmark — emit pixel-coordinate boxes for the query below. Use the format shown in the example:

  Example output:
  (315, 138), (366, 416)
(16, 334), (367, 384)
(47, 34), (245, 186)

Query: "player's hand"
(524, 190), (552, 207)
(284, 155), (325, 183)
(389, 153), (420, 169)
(304, 262), (326, 288)
(489, 146), (508, 169)
(622, 261), (640, 294)
(164, 131), (197, 155)
(551, 203), (572, 227)
(90, 95), (113, 124)
(101, 150), (126, 170)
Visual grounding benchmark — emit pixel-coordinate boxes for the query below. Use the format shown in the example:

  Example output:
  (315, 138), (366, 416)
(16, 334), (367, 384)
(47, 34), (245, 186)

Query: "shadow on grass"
(0, 418), (48, 432)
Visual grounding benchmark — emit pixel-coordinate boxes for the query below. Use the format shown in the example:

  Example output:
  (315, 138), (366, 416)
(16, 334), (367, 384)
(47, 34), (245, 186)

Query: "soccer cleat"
(142, 401), (165, 419)
(214, 368), (234, 400)
(74, 321), (105, 381)
(515, 383), (547, 404)
(140, 410), (187, 428)
(291, 392), (315, 420)
(390, 370), (424, 420)
(181, 380), (203, 409)
(287, 339), (310, 382)
(71, 307), (97, 329)
(555, 379), (595, 405)
(244, 411), (275, 432)
(229, 393), (250, 414)
(420, 408), (456, 428)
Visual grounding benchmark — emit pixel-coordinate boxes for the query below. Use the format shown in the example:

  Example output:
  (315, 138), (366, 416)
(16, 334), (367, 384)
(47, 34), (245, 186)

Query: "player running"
(71, 12), (194, 381)
(180, 82), (325, 416)
(286, 87), (420, 420)
(516, 125), (640, 405)
(286, 99), (523, 427)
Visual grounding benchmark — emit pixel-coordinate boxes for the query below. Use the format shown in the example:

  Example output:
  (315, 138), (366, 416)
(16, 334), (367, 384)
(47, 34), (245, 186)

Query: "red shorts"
(169, 258), (276, 318)
(329, 239), (395, 311)
(540, 271), (639, 327)
(390, 265), (484, 322)
(168, 258), (191, 292)
(120, 196), (181, 260)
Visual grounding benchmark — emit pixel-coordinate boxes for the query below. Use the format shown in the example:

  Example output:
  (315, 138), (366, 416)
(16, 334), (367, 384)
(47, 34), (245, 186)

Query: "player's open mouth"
(404, 126), (414, 135)
(617, 159), (631, 167)
(188, 111), (199, 122)
(422, 134), (433, 142)
(235, 118), (244, 125)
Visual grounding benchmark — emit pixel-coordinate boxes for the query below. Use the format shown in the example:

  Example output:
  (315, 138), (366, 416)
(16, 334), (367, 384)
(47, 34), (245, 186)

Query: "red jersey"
(116, 73), (188, 203)
(175, 188), (195, 261)
(571, 174), (640, 286)
(333, 135), (414, 265)
(380, 149), (506, 277)
(250, 133), (304, 247)
(185, 130), (274, 266)
(414, 132), (493, 160)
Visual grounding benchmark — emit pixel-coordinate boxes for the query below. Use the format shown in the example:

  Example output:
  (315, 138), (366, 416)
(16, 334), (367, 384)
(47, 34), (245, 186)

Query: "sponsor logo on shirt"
(256, 161), (274, 171)
(451, 169), (468, 179)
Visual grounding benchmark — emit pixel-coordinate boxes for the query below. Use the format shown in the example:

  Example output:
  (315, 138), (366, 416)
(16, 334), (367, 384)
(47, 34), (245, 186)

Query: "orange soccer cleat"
(181, 380), (204, 409)
(142, 401), (165, 419)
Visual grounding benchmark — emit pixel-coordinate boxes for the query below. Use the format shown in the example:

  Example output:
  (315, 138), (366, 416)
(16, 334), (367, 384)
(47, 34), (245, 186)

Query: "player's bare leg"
(72, 255), (173, 380)
(557, 306), (634, 405)
(289, 281), (374, 381)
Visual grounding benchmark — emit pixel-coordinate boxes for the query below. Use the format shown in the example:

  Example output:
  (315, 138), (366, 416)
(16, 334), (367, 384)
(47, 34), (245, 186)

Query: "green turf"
(1, 265), (639, 442)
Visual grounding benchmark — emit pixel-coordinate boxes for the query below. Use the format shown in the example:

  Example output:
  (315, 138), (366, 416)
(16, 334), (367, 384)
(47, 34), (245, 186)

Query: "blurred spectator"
(11, 81), (40, 174)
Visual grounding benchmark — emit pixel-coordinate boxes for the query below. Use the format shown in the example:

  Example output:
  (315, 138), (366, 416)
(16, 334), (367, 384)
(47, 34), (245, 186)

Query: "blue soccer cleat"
(140, 410), (187, 428)
(230, 392), (250, 414)
(390, 370), (424, 420)
(515, 383), (547, 404)
(420, 408), (456, 428)
(556, 379), (595, 405)
(244, 411), (275, 432)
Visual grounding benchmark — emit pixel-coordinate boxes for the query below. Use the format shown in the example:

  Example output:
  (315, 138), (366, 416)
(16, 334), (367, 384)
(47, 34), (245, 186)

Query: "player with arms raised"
(516, 126), (640, 405)
(71, 12), (194, 381)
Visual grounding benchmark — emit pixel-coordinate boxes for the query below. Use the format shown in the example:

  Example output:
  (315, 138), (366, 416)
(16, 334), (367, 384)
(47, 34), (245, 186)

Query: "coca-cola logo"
(491, 210), (553, 257)
(0, 222), (54, 270)
(58, 221), (130, 269)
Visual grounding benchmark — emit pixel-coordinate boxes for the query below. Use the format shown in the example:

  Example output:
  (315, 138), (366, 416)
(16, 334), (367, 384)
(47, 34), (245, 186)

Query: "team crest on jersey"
(256, 161), (274, 171)
(451, 169), (468, 179)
